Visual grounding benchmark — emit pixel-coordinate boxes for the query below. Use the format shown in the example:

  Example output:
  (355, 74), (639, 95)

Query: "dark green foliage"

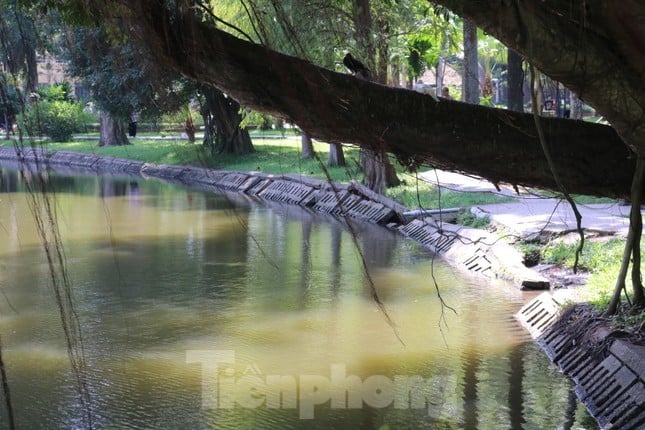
(406, 34), (436, 80)
(36, 81), (74, 102)
(65, 26), (193, 123)
(20, 83), (94, 141)
(0, 76), (21, 128)
(455, 209), (490, 228)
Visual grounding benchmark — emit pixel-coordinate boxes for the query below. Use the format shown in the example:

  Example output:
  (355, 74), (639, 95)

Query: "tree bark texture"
(462, 19), (480, 104)
(507, 49), (524, 112)
(201, 86), (254, 155)
(351, 0), (375, 73)
(360, 149), (386, 194)
(349, 0), (400, 191)
(122, 1), (635, 198)
(328, 143), (346, 167)
(569, 91), (583, 120)
(98, 111), (129, 146)
(301, 132), (314, 158)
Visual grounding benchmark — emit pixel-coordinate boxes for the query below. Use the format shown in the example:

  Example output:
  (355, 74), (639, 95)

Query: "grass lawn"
(3, 135), (513, 209)
(539, 239), (644, 327)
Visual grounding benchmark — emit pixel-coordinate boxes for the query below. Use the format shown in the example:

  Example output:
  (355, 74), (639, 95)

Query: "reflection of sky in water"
(0, 168), (597, 429)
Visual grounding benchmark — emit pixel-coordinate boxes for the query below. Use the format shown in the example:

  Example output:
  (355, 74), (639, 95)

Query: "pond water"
(0, 166), (597, 429)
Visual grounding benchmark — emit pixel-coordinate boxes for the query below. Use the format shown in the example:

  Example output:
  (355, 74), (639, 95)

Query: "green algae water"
(0, 166), (597, 429)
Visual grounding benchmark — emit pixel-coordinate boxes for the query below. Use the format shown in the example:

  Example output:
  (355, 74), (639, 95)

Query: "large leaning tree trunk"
(122, 2), (634, 198)
(98, 111), (129, 146)
(115, 0), (645, 311)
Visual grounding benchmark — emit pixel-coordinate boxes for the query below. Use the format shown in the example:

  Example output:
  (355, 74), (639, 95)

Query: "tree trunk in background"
(507, 48), (524, 112)
(185, 115), (196, 143)
(533, 69), (544, 115)
(463, 19), (479, 104)
(199, 85), (216, 148)
(98, 111), (129, 146)
(361, 150), (386, 194)
(374, 17), (389, 84)
(25, 45), (38, 93)
(361, 150), (399, 192)
(570, 91), (583, 120)
(385, 158), (401, 187)
(301, 132), (314, 158)
(350, 0), (399, 193)
(327, 143), (346, 167)
(351, 0), (375, 72)
(201, 86), (254, 155)
(436, 57), (446, 99)
(390, 61), (400, 87)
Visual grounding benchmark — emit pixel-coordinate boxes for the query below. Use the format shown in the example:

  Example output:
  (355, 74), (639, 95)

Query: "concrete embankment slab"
(399, 218), (549, 289)
(517, 293), (645, 429)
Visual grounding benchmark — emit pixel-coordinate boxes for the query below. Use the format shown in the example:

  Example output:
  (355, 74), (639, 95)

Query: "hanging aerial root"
(529, 65), (585, 271)
(607, 158), (645, 315)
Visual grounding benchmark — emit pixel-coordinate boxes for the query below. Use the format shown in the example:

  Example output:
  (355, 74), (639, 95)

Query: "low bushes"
(20, 84), (95, 142)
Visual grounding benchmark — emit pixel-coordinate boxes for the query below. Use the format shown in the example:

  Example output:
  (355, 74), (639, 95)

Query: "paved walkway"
(419, 169), (632, 238)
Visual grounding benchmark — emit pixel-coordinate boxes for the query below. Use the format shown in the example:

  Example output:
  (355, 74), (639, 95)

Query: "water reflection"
(0, 167), (598, 429)
(508, 342), (526, 430)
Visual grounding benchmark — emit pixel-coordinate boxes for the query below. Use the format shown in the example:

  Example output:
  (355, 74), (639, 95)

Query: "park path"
(419, 169), (632, 239)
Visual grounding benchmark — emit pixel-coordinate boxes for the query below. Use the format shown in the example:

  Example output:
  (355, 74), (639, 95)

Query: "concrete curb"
(0, 145), (548, 289)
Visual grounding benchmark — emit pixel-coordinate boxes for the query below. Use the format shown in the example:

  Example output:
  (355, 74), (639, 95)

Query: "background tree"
(0, 0), (39, 93)
(65, 26), (193, 146)
(406, 33), (434, 84)
(349, 0), (401, 193)
(506, 48), (524, 112)
(462, 18), (479, 104)
(1, 0), (62, 135)
(0, 74), (20, 138)
(198, 84), (254, 155)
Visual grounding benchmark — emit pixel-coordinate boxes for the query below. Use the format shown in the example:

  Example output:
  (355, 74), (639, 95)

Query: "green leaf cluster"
(20, 83), (94, 141)
(406, 34), (436, 79)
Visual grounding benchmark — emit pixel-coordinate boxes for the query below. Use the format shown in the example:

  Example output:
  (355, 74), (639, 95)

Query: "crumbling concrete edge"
(516, 293), (645, 429)
(0, 145), (548, 289)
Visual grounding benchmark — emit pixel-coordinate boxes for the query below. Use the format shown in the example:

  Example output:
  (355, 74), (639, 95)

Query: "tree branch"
(431, 0), (645, 151)
(122, 0), (634, 198)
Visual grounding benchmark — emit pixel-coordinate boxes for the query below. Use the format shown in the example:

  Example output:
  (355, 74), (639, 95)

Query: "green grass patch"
(206, 140), (363, 183)
(540, 238), (644, 329)
(4, 136), (514, 210)
(4, 137), (365, 182)
(542, 239), (622, 272)
(540, 238), (637, 311)
(455, 210), (490, 228)
(385, 177), (513, 210)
